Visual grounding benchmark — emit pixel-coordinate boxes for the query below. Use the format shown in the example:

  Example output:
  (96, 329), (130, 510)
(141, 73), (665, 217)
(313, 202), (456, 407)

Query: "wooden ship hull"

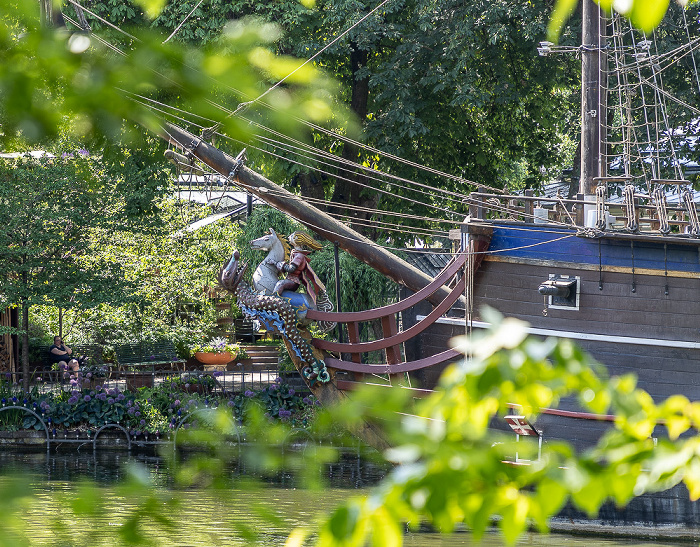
(403, 217), (700, 530)
(410, 220), (700, 441)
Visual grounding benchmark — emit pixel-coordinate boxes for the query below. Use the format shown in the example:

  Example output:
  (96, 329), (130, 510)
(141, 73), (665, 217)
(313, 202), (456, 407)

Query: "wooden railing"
(308, 234), (492, 376)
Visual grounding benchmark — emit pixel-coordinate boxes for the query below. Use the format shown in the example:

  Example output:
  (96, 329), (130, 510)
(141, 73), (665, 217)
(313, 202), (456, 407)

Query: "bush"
(0, 375), (318, 434)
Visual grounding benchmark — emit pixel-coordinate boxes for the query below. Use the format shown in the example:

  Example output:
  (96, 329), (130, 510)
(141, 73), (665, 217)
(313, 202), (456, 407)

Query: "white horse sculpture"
(250, 228), (288, 295)
(249, 228), (336, 332)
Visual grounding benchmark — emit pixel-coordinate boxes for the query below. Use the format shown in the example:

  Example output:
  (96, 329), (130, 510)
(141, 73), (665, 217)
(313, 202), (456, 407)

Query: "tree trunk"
(21, 301), (29, 391)
(297, 172), (326, 203)
(331, 44), (376, 236)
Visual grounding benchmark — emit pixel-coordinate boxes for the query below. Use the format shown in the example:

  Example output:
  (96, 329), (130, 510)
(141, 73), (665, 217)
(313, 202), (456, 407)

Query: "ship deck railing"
(467, 189), (698, 235)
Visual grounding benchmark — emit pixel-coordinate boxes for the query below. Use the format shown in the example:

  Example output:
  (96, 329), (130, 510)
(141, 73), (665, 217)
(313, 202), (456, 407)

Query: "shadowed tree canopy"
(61, 0), (581, 242)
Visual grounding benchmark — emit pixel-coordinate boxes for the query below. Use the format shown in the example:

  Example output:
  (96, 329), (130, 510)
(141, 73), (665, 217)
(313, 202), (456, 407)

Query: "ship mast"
(580, 0), (607, 213)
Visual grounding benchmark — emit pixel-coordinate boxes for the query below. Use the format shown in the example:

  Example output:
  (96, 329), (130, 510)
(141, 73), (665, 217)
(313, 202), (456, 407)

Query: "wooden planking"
(421, 318), (700, 402)
(473, 260), (700, 340)
(479, 257), (700, 296)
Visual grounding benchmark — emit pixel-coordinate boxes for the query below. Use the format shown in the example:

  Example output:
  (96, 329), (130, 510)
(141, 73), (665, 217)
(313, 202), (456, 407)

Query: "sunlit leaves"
(547, 0), (579, 43)
(131, 0), (167, 19)
(299, 313), (700, 546)
(0, 1), (342, 145)
(549, 0), (677, 43)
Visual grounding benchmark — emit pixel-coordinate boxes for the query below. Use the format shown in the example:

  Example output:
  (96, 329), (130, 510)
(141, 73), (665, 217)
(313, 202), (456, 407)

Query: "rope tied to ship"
(595, 184), (607, 230)
(652, 187), (671, 234)
(576, 227), (604, 238)
(623, 184), (639, 232)
(556, 191), (577, 226)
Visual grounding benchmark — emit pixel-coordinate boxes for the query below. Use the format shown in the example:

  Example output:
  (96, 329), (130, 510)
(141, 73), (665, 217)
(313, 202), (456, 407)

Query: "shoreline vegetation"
(0, 373), (318, 440)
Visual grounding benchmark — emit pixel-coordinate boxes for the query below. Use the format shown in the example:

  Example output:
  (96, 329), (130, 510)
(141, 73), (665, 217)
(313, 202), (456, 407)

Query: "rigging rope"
(163, 0), (207, 44)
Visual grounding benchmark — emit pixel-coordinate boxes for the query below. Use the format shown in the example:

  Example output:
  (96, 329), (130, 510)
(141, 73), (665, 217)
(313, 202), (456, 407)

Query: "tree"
(0, 147), (162, 387)
(0, 0), (338, 146)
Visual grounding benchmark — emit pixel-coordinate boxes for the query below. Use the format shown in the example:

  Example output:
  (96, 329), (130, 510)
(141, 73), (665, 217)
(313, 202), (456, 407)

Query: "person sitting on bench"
(49, 336), (80, 376)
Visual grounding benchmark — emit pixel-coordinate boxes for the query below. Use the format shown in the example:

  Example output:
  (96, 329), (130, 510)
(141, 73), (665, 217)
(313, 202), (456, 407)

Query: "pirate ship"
(158, 0), (700, 529)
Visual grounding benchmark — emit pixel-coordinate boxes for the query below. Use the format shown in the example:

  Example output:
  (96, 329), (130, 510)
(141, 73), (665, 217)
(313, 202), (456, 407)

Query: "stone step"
(244, 358), (279, 367)
(240, 346), (279, 355)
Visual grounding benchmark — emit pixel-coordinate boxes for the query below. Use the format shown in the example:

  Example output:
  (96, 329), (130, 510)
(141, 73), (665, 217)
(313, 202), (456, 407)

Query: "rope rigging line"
(250, 133), (467, 206)
(210, 0), (397, 122)
(287, 193), (460, 226)
(152, 113), (469, 230)
(186, 122), (470, 221)
(148, 99), (588, 233)
(163, 0), (207, 44)
(66, 1), (507, 197)
(603, 9), (700, 195)
(122, 91), (479, 210)
(65, 0), (139, 42)
(323, 216), (450, 239)
(244, 119), (476, 202)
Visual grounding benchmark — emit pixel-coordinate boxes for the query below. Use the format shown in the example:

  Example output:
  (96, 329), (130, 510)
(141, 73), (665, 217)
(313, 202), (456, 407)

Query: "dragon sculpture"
(218, 250), (331, 384)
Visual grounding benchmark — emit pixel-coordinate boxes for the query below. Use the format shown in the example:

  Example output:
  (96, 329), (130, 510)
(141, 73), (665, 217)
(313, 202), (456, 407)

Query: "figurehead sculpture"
(218, 229), (336, 384)
(273, 231), (325, 304)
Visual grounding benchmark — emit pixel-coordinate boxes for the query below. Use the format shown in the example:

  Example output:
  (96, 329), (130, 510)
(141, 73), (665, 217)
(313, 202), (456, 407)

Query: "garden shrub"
(0, 374), (318, 436)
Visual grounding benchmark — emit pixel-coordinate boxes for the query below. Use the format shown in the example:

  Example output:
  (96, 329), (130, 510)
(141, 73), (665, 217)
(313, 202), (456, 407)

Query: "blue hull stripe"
(486, 224), (700, 274)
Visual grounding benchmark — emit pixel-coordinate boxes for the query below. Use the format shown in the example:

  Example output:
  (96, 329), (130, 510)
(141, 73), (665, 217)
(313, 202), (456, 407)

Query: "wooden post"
(524, 189), (533, 221)
(580, 0), (606, 198)
(334, 242), (343, 344)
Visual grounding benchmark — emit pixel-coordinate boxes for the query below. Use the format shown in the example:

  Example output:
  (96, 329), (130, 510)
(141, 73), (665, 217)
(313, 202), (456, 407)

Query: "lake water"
(0, 448), (687, 546)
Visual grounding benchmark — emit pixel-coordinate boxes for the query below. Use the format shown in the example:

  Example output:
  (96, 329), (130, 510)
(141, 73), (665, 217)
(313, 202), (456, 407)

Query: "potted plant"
(190, 337), (239, 367)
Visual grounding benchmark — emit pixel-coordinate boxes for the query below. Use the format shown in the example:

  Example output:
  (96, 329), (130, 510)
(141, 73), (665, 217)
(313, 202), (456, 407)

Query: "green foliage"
(311, 245), (396, 313)
(236, 206), (300, 255)
(0, 1), (339, 145)
(300, 310), (700, 545)
(187, 336), (240, 357)
(0, 153), (141, 312)
(549, 0), (679, 42)
(30, 195), (243, 347)
(0, 372), (318, 435)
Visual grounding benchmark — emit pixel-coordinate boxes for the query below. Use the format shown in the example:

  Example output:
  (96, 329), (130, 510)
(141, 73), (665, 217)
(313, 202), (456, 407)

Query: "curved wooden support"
(325, 349), (462, 375)
(306, 252), (467, 323)
(314, 276), (465, 353)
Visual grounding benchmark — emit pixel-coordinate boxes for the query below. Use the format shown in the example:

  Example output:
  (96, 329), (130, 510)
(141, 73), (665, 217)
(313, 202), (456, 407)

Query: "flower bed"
(0, 374), (318, 436)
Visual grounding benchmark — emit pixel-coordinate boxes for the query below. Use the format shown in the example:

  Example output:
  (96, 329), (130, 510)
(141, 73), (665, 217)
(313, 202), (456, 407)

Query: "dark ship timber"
(412, 214), (700, 445)
(403, 210), (700, 531)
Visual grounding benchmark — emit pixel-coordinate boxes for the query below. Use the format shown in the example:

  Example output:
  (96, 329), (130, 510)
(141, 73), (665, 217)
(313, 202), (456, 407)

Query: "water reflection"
(0, 449), (684, 546)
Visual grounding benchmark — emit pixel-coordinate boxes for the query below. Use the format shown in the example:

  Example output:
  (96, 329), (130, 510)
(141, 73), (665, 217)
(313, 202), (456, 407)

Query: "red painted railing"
(309, 236), (491, 375)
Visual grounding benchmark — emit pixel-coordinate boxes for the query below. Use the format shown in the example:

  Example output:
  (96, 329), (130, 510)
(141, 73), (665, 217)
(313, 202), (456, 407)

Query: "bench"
(234, 317), (272, 343)
(114, 341), (185, 372)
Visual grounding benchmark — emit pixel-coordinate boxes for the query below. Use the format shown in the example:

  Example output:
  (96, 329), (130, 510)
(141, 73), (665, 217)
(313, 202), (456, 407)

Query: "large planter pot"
(194, 351), (235, 365)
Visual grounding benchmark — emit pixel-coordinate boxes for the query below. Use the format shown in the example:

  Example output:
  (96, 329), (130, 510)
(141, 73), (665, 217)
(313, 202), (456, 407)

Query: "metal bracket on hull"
(539, 274), (580, 311)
